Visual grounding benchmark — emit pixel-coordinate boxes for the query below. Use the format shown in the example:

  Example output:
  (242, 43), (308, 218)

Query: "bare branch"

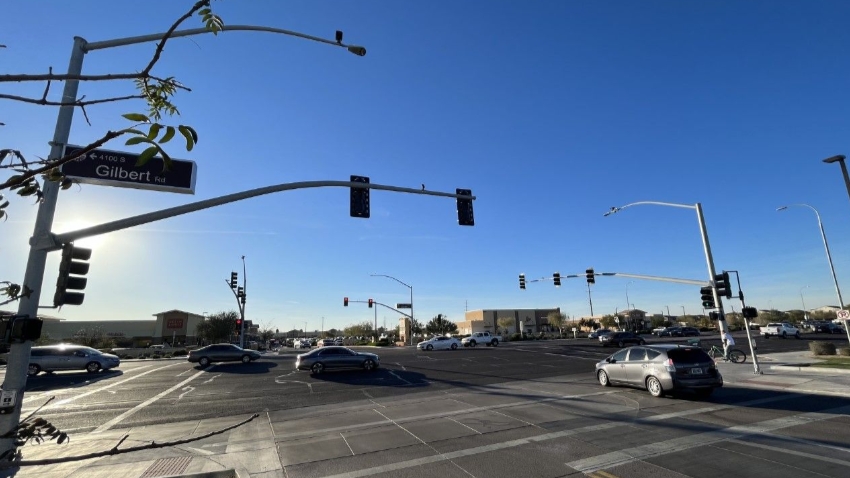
(41, 67), (52, 101)
(0, 413), (260, 469)
(142, 0), (212, 77)
(21, 398), (55, 424)
(0, 93), (144, 107)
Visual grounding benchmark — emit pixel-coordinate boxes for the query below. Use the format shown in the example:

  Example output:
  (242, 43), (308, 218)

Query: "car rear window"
(667, 348), (712, 362)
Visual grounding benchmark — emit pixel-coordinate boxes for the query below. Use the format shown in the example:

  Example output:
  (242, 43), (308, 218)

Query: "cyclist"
(722, 330), (736, 360)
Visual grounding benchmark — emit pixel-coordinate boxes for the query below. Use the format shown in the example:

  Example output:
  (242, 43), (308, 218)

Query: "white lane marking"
(566, 404), (850, 473)
(176, 369), (193, 377)
(340, 433), (355, 456)
(392, 362), (407, 371)
(22, 365), (158, 404)
(203, 373), (221, 384)
(727, 438), (850, 467)
(446, 416), (482, 435)
(28, 364), (165, 408)
(177, 386), (195, 401)
(92, 365), (215, 433)
(388, 370), (412, 385)
(312, 393), (804, 478)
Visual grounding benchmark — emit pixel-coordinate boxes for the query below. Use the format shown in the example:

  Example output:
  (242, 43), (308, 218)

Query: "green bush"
(510, 333), (522, 342)
(172, 349), (188, 357)
(810, 341), (837, 356)
(838, 347), (850, 357)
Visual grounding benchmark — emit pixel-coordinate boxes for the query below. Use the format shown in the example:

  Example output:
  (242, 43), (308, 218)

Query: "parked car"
(814, 322), (846, 334)
(27, 344), (121, 377)
(588, 329), (612, 339)
(418, 336), (462, 351)
(595, 344), (723, 398)
(319, 338), (334, 347)
(760, 322), (801, 339)
(600, 331), (646, 348)
(295, 346), (379, 374)
(333, 338), (344, 346)
(187, 343), (261, 367)
(293, 339), (311, 349)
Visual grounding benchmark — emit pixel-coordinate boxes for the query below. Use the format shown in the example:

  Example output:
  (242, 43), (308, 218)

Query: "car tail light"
(664, 358), (676, 372)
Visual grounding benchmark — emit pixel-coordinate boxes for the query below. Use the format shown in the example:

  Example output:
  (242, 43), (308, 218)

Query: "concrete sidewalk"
(6, 351), (850, 478)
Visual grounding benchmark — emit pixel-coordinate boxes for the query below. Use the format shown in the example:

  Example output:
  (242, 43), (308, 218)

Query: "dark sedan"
(814, 322), (846, 334)
(600, 331), (646, 347)
(188, 343), (261, 367)
(295, 346), (379, 374)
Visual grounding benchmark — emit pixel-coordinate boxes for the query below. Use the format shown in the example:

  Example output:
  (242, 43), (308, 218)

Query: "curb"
(162, 470), (239, 478)
(770, 364), (850, 374)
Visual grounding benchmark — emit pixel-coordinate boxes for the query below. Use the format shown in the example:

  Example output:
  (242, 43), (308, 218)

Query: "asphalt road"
(3, 334), (849, 477)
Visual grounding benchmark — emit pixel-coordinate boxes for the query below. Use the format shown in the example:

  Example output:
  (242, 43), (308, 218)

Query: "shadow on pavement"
(194, 361), (278, 374)
(25, 369), (124, 391)
(308, 368), (429, 387)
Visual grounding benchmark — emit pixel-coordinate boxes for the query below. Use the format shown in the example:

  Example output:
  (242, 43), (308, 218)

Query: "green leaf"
(178, 125), (195, 151)
(121, 113), (150, 123)
(147, 123), (162, 140)
(125, 136), (152, 146)
(160, 126), (176, 144)
(136, 146), (159, 167)
(199, 8), (211, 15)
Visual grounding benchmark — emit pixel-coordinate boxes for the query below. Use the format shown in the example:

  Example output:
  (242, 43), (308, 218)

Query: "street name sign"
(396, 303), (412, 309)
(61, 144), (197, 194)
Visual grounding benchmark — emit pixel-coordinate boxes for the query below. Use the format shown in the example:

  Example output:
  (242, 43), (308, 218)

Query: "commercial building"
(458, 308), (561, 335)
(34, 310), (207, 346)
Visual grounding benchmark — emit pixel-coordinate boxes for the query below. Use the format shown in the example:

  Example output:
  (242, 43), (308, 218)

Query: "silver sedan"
(418, 336), (461, 351)
(295, 346), (379, 374)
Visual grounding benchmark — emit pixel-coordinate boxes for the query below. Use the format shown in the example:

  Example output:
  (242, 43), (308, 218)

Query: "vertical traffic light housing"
(700, 286), (717, 308)
(54, 243), (92, 307)
(368, 298), (374, 308)
(344, 297), (349, 307)
(586, 268), (595, 284)
(230, 272), (238, 289)
(456, 188), (475, 226)
(519, 274), (526, 290)
(350, 175), (370, 218)
(714, 271), (732, 299)
(553, 272), (561, 287)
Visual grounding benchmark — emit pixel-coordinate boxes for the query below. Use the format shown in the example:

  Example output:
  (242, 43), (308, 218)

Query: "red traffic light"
(344, 297), (349, 307)
(368, 298), (374, 308)
(236, 319), (243, 326)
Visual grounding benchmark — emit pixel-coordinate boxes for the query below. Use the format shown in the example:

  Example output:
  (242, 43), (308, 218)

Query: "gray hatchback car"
(28, 344), (120, 376)
(595, 344), (722, 398)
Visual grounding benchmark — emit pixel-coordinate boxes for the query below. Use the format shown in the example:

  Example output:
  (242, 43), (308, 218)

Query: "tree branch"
(0, 93), (144, 107)
(142, 0), (211, 77)
(0, 413), (259, 469)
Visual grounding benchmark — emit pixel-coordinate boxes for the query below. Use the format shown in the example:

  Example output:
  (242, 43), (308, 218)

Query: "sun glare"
(53, 219), (110, 249)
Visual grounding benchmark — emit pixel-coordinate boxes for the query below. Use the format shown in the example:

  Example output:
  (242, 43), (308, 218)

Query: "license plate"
(690, 368), (703, 375)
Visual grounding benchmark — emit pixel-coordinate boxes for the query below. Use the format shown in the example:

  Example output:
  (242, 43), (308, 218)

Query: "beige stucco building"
(458, 308), (561, 335)
(37, 309), (206, 346)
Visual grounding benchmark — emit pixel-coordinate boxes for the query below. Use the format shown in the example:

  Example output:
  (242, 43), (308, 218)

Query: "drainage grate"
(139, 456), (193, 478)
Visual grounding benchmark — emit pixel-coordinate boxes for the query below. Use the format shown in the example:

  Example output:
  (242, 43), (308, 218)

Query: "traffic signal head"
(368, 298), (374, 308)
(350, 175), (370, 218)
(700, 286), (717, 308)
(10, 316), (43, 342)
(456, 188), (475, 226)
(586, 268), (595, 284)
(237, 287), (244, 298)
(553, 272), (561, 287)
(519, 274), (526, 290)
(230, 272), (238, 289)
(54, 243), (92, 307)
(714, 271), (732, 299)
(742, 306), (758, 319)
(344, 297), (349, 307)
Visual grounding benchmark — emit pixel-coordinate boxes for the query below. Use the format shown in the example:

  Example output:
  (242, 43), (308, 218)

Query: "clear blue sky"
(4, 1), (850, 332)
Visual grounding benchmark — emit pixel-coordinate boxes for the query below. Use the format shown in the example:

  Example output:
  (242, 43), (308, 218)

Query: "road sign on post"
(396, 303), (412, 309)
(61, 144), (197, 194)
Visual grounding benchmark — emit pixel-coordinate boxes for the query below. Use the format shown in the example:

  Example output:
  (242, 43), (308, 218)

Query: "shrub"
(810, 341), (837, 356)
(172, 349), (188, 357)
(838, 347), (850, 357)
(510, 333), (522, 342)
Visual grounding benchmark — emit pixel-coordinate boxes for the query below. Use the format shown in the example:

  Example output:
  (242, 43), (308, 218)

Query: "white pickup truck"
(461, 332), (500, 347)
(760, 322), (801, 339)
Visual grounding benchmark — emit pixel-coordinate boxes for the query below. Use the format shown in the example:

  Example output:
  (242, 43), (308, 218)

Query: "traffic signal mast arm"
(522, 271), (709, 287)
(35, 180), (477, 251)
(345, 299), (412, 319)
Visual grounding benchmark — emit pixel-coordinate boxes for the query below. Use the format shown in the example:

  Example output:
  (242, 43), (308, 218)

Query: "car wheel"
(199, 357), (210, 367)
(781, 331), (787, 338)
(597, 370), (610, 387)
(241, 355), (251, 364)
(86, 361), (101, 373)
(426, 344), (433, 351)
(618, 340), (625, 348)
(311, 362), (324, 374)
(794, 332), (801, 339)
(451, 343), (458, 350)
(646, 376), (664, 397)
(469, 340), (477, 347)
(491, 340), (498, 347)
(363, 359), (376, 371)
(27, 364), (41, 377)
(638, 339), (646, 345)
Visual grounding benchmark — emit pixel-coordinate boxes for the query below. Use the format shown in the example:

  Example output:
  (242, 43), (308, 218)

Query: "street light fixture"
(776, 204), (845, 311)
(370, 273), (413, 345)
